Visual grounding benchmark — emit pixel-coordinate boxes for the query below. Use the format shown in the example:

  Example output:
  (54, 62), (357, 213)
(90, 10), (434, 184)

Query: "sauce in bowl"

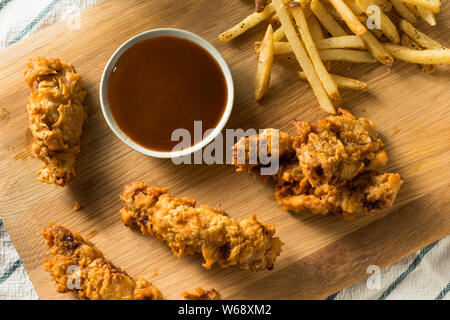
(107, 36), (228, 152)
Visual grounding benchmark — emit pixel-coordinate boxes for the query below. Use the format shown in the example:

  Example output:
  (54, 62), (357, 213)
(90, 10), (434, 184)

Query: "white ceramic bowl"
(100, 28), (234, 158)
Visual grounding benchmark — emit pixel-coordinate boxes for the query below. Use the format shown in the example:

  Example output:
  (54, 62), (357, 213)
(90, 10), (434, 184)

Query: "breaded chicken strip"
(275, 168), (403, 219)
(25, 57), (87, 186)
(120, 181), (283, 271)
(182, 288), (220, 300)
(42, 223), (162, 300)
(233, 128), (295, 174)
(233, 110), (403, 220)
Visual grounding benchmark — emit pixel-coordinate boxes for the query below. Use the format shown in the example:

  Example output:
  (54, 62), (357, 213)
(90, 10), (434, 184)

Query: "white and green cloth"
(0, 0), (448, 300)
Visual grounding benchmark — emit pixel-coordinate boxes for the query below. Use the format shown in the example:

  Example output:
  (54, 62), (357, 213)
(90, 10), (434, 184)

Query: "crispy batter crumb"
(73, 201), (81, 211)
(182, 288), (220, 300)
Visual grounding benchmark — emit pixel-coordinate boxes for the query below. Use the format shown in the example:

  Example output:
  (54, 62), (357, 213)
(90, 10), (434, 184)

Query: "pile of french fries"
(219, 0), (449, 113)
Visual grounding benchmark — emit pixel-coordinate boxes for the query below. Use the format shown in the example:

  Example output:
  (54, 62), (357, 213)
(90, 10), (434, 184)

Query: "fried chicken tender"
(120, 181), (283, 271)
(233, 110), (403, 220)
(25, 57), (87, 186)
(182, 288), (220, 300)
(233, 128), (295, 174)
(275, 169), (403, 219)
(42, 223), (162, 300)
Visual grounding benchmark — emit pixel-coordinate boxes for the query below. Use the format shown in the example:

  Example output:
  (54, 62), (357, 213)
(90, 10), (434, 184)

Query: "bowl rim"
(99, 28), (234, 159)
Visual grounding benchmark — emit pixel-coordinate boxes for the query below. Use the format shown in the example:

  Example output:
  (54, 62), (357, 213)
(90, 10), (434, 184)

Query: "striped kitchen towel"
(0, 0), (449, 300)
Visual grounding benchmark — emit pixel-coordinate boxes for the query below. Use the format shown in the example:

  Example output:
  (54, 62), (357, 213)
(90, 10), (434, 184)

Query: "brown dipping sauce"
(107, 36), (228, 152)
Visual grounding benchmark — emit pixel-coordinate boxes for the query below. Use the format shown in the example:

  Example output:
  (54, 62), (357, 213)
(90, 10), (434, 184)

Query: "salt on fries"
(218, 0), (448, 113)
(401, 34), (436, 74)
(390, 0), (418, 24)
(396, 0), (441, 13)
(218, 4), (276, 42)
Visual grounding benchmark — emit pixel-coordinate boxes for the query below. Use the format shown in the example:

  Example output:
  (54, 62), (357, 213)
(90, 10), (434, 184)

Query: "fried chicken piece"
(120, 181), (283, 271)
(294, 109), (387, 187)
(42, 223), (162, 300)
(25, 57), (87, 186)
(233, 128), (295, 175)
(232, 110), (403, 220)
(182, 288), (220, 300)
(275, 170), (403, 219)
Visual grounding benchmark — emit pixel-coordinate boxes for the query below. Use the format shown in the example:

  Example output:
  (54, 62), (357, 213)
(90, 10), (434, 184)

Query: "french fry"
(218, 4), (276, 42)
(344, 0), (364, 14)
(417, 7), (436, 26)
(273, 26), (285, 41)
(255, 25), (275, 101)
(329, 0), (394, 65)
(389, 0), (418, 24)
(384, 43), (450, 64)
(310, 0), (348, 37)
(298, 71), (369, 90)
(306, 13), (325, 41)
(371, 0), (393, 11)
(399, 19), (446, 49)
(323, 1), (345, 22)
(401, 34), (436, 74)
(315, 35), (366, 49)
(272, 0), (335, 113)
(256, 42), (373, 62)
(304, 5), (334, 70)
(395, 0), (441, 13)
(355, 0), (400, 44)
(370, 29), (384, 40)
(319, 49), (377, 63)
(291, 4), (341, 103)
(254, 41), (291, 54)
(404, 3), (419, 16)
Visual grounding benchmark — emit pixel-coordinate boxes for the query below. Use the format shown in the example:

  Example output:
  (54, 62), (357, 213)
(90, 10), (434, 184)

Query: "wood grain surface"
(0, 0), (449, 300)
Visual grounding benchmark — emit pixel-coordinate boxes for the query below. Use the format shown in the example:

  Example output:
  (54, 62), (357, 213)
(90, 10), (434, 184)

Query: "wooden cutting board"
(0, 0), (449, 300)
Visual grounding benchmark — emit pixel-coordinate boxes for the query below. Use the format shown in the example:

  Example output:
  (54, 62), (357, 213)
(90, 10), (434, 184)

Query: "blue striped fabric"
(0, 260), (22, 285)
(435, 281), (450, 300)
(7, 0), (63, 46)
(377, 241), (440, 300)
(0, 0), (14, 11)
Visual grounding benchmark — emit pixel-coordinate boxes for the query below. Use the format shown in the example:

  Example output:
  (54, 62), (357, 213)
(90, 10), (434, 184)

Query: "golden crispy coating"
(233, 110), (403, 220)
(294, 109), (387, 187)
(120, 181), (283, 271)
(25, 57), (87, 186)
(275, 170), (403, 219)
(182, 288), (220, 300)
(233, 128), (295, 174)
(42, 223), (162, 300)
